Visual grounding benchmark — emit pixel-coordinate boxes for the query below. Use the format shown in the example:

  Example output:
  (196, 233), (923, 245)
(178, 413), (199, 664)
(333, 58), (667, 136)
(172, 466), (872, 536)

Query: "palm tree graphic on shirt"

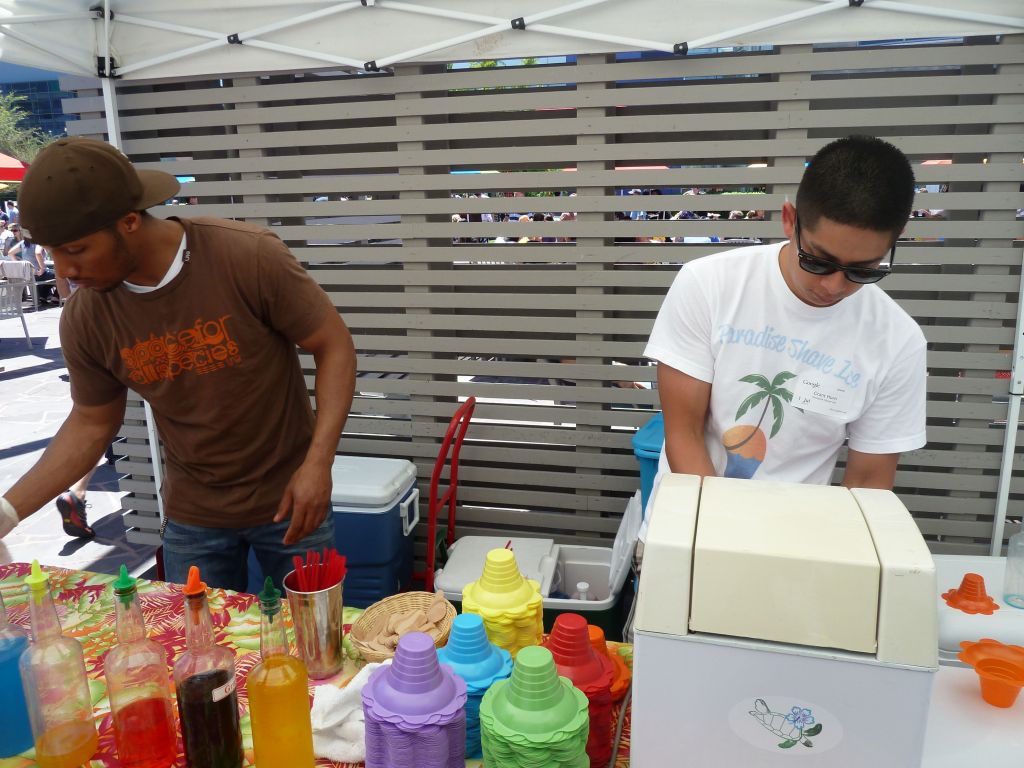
(722, 371), (795, 479)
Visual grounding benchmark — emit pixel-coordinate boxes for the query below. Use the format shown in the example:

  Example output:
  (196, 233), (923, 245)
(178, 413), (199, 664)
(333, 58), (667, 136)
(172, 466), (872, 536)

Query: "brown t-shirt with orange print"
(59, 217), (335, 528)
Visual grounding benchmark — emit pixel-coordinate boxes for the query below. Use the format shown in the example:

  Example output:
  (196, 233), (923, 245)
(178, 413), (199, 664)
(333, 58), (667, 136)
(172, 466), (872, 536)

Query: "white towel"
(310, 660), (389, 764)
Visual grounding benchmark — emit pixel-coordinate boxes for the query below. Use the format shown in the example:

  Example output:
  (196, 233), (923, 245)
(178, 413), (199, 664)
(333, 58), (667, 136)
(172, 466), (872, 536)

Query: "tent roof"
(0, 1), (1021, 81)
(0, 151), (26, 183)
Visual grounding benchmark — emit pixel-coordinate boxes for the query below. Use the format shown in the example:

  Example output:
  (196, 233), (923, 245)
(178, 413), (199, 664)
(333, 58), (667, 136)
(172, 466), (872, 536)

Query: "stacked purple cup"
(362, 631), (468, 768)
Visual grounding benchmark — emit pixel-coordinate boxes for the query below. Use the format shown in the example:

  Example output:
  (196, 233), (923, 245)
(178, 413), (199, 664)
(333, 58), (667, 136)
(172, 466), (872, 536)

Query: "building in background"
(0, 61), (78, 137)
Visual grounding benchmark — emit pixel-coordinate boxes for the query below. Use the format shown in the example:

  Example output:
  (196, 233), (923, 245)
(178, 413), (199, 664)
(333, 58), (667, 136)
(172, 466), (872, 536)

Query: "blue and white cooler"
(247, 455), (420, 606)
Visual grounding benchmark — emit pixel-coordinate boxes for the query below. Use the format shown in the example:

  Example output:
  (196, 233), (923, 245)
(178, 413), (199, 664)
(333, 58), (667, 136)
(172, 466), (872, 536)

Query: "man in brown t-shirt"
(0, 138), (357, 591)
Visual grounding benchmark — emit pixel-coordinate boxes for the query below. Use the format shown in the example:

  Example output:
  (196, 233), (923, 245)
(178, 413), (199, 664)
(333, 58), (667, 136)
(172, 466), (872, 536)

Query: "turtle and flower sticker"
(727, 695), (842, 755)
(748, 698), (823, 749)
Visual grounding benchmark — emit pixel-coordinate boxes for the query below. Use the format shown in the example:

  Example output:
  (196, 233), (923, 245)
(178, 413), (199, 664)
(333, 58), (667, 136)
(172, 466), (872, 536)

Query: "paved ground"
(0, 303), (157, 577)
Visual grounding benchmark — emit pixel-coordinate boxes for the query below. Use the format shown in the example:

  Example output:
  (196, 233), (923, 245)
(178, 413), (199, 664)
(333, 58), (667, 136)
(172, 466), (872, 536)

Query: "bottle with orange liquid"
(173, 566), (243, 768)
(246, 577), (315, 768)
(104, 564), (176, 768)
(18, 560), (98, 768)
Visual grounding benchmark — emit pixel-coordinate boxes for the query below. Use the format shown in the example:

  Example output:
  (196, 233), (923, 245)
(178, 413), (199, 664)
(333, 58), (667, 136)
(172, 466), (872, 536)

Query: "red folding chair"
(416, 396), (475, 592)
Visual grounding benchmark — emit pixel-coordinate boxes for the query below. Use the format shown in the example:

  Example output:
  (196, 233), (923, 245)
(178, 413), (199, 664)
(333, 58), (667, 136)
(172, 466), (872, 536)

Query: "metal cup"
(284, 570), (345, 679)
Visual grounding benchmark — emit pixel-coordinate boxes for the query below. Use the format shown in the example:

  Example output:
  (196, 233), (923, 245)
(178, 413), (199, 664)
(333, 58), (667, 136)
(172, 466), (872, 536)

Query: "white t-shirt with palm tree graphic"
(644, 241), (926, 488)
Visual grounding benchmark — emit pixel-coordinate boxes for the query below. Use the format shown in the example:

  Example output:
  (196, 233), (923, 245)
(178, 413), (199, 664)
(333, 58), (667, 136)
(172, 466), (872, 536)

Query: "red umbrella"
(0, 152), (27, 183)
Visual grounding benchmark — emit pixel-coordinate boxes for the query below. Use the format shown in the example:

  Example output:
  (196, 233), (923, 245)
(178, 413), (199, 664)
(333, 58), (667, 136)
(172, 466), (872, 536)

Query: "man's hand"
(275, 457), (332, 545)
(276, 308), (355, 546)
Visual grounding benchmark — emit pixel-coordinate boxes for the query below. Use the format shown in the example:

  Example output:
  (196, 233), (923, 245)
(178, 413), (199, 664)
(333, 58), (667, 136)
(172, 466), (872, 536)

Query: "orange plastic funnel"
(959, 639), (1024, 708)
(182, 565), (207, 597)
(941, 573), (998, 615)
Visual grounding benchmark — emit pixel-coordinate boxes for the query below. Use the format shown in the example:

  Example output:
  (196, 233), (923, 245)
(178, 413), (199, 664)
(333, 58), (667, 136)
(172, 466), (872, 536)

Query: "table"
(0, 563), (634, 767)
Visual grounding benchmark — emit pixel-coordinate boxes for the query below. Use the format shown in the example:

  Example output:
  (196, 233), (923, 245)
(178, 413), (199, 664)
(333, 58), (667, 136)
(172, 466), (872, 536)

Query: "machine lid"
(689, 477), (881, 654)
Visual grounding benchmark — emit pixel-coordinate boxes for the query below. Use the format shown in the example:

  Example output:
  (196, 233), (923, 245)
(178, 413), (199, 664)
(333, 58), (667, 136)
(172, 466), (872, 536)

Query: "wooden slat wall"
(65, 36), (1024, 557)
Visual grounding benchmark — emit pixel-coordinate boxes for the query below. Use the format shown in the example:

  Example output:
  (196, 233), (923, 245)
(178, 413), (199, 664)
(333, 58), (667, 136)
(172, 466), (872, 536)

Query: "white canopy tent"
(1, 1), (1021, 553)
(0, 0), (1020, 81)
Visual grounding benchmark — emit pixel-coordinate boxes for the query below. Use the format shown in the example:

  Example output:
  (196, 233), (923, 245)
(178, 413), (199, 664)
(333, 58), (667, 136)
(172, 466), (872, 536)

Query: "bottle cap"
(182, 565), (207, 597)
(258, 576), (281, 616)
(24, 559), (48, 594)
(113, 564), (136, 606)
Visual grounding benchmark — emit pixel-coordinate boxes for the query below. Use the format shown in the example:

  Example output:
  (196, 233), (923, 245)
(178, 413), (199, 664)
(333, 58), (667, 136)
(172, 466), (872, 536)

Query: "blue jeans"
(162, 514), (335, 593)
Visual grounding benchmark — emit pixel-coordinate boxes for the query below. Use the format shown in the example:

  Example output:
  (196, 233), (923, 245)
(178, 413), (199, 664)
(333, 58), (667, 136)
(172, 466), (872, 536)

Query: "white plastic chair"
(0, 280), (32, 349)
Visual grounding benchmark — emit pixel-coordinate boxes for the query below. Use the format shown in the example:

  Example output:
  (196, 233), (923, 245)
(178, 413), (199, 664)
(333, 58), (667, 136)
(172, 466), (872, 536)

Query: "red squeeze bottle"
(104, 565), (176, 768)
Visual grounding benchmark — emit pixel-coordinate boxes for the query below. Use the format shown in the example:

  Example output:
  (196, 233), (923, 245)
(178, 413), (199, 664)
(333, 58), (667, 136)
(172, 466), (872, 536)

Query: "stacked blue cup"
(437, 613), (514, 759)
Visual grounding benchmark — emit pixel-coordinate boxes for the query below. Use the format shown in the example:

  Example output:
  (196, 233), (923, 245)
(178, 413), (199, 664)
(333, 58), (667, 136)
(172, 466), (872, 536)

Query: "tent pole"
(990, 248), (1024, 556)
(688, 0), (847, 50)
(375, 22), (512, 69)
(112, 3), (365, 77)
(100, 29), (167, 528)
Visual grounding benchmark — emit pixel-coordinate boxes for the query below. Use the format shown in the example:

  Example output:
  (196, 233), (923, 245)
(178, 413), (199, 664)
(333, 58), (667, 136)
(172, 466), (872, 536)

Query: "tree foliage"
(0, 90), (56, 163)
(469, 57), (538, 69)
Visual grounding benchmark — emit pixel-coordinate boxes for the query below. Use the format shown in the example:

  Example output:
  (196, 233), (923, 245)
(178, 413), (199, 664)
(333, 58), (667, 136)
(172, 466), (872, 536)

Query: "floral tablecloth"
(0, 563), (632, 767)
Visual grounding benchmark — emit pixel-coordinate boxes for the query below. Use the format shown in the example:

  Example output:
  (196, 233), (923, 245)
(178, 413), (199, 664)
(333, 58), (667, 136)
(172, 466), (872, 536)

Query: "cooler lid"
(435, 536), (558, 597)
(330, 455), (417, 509)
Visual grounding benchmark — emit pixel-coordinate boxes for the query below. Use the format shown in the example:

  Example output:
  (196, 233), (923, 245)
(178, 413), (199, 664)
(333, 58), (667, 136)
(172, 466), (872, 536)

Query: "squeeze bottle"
(105, 564), (177, 768)
(246, 577), (315, 768)
(18, 560), (98, 768)
(0, 588), (32, 756)
(172, 566), (243, 768)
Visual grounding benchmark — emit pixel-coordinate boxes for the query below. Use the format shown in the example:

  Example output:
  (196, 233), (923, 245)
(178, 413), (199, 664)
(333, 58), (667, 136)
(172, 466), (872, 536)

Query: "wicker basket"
(350, 591), (457, 663)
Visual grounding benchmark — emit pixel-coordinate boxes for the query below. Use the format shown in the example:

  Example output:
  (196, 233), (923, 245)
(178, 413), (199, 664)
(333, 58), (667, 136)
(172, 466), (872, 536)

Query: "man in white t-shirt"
(645, 135), (925, 494)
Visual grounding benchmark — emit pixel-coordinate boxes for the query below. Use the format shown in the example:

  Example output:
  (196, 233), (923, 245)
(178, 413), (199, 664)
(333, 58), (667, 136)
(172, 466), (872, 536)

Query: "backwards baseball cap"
(18, 137), (180, 246)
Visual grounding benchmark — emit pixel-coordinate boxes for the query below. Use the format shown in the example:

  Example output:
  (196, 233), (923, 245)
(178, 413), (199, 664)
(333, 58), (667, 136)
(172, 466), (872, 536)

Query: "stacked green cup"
(462, 548), (544, 658)
(479, 645), (590, 767)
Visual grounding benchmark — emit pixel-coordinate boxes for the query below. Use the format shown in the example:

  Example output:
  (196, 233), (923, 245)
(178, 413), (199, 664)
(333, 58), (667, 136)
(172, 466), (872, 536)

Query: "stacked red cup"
(542, 613), (615, 767)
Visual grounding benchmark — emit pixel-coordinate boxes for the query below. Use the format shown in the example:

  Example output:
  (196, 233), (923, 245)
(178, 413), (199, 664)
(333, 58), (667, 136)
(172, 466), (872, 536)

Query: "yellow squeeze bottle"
(246, 577), (315, 768)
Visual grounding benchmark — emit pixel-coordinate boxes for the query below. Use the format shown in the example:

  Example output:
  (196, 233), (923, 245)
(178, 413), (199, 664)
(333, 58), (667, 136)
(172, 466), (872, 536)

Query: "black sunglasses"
(795, 217), (894, 285)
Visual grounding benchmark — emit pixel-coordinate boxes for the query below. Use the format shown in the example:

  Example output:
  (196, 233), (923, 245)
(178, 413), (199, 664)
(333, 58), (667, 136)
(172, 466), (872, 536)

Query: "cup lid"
(437, 613), (513, 689)
(363, 632), (467, 726)
(543, 613), (614, 692)
(463, 549), (542, 612)
(481, 646), (589, 739)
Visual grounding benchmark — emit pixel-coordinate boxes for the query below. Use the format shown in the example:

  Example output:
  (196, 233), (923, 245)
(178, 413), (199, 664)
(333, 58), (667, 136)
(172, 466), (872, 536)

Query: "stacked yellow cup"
(462, 549), (544, 658)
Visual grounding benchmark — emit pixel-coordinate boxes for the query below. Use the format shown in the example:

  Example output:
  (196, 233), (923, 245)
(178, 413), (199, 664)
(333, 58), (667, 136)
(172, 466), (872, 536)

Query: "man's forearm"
(4, 411), (121, 520)
(664, 429), (716, 477)
(305, 337), (356, 466)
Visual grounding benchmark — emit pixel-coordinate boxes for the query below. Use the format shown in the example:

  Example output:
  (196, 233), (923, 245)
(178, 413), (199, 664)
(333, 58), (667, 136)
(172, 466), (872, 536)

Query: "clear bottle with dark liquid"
(172, 566), (242, 768)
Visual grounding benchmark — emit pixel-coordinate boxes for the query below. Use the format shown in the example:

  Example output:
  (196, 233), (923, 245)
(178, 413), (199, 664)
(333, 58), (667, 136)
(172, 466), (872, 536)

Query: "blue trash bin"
(631, 412), (664, 516)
